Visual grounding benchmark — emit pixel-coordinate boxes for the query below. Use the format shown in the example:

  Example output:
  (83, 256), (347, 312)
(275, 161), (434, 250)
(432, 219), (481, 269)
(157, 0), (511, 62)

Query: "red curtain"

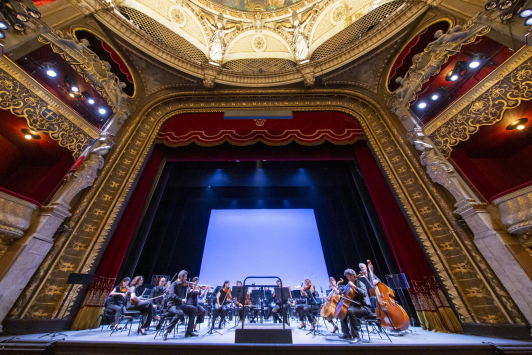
(71, 146), (164, 330)
(354, 143), (462, 333)
(450, 148), (499, 201)
(29, 153), (74, 205)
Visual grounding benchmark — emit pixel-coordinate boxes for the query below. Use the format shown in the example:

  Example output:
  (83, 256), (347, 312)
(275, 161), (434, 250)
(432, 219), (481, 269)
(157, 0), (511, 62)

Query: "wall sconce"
(506, 118), (528, 130)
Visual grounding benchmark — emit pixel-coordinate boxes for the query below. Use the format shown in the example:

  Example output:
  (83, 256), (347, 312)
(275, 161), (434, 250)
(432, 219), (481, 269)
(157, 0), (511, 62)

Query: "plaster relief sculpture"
(205, 20), (238, 64)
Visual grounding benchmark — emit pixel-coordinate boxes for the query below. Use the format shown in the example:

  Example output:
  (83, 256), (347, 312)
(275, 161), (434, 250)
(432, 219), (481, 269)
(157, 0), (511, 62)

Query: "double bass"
(320, 278), (343, 321)
(367, 260), (409, 332)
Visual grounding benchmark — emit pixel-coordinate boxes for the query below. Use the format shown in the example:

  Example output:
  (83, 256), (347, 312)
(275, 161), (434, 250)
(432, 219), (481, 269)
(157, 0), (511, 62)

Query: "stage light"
(71, 86), (79, 92)
(69, 93), (75, 97)
(46, 69), (57, 77)
(81, 91), (95, 104)
(468, 55), (483, 68)
(485, 0), (498, 10)
(431, 86), (446, 102)
(88, 98), (95, 104)
(21, 128), (41, 140)
(0, 11), (9, 30)
(446, 61), (468, 82)
(498, 0), (513, 10)
(526, 16), (532, 25)
(520, 0), (532, 17)
(500, 10), (514, 21)
(0, 30), (4, 39)
(44, 63), (58, 77)
(418, 102), (427, 109)
(0, 6), (26, 32)
(431, 94), (439, 100)
(506, 118), (528, 130)
(20, 0), (41, 19)
(98, 107), (107, 115)
(7, 0), (30, 22)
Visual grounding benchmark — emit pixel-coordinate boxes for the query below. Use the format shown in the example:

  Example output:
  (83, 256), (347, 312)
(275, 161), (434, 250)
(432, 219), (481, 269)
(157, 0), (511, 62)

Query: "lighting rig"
(0, 0), (42, 38)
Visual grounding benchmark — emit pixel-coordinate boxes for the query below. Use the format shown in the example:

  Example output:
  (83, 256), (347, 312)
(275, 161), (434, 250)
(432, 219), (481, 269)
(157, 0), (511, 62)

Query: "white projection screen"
(199, 209), (329, 293)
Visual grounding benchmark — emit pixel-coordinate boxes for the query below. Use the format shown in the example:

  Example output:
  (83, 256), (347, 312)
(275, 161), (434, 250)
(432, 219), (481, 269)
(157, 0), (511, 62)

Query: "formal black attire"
(340, 280), (371, 338)
(359, 274), (378, 308)
(166, 282), (198, 335)
(125, 286), (156, 330)
(212, 289), (231, 328)
(107, 286), (126, 324)
(296, 288), (318, 324)
(149, 285), (166, 309)
(186, 288), (206, 324)
(271, 290), (289, 324)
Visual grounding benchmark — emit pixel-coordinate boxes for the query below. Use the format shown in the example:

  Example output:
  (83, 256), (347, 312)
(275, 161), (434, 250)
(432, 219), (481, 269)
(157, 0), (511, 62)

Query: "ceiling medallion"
(330, 3), (347, 25)
(252, 34), (267, 52)
(170, 7), (186, 27)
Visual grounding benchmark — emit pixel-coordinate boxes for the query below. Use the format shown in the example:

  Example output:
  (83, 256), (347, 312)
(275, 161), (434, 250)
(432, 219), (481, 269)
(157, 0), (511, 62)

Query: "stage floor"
(3, 321), (531, 348)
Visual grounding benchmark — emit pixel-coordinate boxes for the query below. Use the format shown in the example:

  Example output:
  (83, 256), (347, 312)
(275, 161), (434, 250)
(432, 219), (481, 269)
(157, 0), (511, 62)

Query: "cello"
(367, 260), (409, 332)
(320, 278), (343, 321)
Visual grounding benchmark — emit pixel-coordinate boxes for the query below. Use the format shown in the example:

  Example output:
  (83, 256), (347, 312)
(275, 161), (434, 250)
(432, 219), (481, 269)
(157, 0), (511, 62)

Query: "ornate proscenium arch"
(7, 90), (526, 332)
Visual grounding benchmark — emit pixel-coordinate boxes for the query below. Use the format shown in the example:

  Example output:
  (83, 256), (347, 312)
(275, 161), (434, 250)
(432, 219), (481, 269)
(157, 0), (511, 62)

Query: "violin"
(120, 286), (129, 293)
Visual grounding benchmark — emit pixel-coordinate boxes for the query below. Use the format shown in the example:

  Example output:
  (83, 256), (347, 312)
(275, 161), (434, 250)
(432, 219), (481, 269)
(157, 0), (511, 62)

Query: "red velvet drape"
(354, 143), (462, 333)
(29, 153), (74, 205)
(450, 148), (499, 201)
(71, 147), (164, 329)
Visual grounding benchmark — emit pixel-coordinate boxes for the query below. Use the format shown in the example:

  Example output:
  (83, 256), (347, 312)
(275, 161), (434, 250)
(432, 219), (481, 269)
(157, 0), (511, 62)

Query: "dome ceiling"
(102, 0), (424, 86)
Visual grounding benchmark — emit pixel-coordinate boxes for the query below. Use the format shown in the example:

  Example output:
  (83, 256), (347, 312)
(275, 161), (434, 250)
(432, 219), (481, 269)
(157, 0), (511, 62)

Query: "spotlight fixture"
(506, 118), (528, 130)
(88, 98), (95, 105)
(0, 30), (4, 39)
(98, 107), (107, 115)
(500, 10), (515, 21)
(0, 5), (26, 32)
(0, 10), (9, 30)
(445, 61), (469, 82)
(43, 62), (57, 77)
(63, 75), (79, 93)
(6, 0), (30, 22)
(431, 87), (446, 101)
(468, 55), (483, 68)
(498, 0), (514, 9)
(418, 102), (427, 109)
(20, 0), (41, 19)
(485, 0), (499, 10)
(520, 0), (532, 17)
(81, 91), (95, 104)
(526, 16), (532, 25)
(431, 94), (439, 100)
(71, 85), (79, 92)
(69, 93), (75, 98)
(21, 128), (41, 140)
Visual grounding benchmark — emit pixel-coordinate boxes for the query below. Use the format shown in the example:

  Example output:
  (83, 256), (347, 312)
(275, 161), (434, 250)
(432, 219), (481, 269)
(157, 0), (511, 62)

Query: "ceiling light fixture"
(526, 16), (532, 25)
(418, 102), (427, 109)
(98, 107), (107, 115)
(21, 128), (41, 140)
(485, 0), (499, 10)
(445, 61), (469, 82)
(520, 0), (532, 17)
(43, 62), (58, 77)
(0, 11), (9, 30)
(498, 0), (514, 10)
(506, 118), (528, 130)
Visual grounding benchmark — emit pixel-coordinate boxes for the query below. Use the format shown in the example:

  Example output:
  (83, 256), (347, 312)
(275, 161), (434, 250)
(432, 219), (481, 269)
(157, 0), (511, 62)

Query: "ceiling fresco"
(210, 0), (302, 12)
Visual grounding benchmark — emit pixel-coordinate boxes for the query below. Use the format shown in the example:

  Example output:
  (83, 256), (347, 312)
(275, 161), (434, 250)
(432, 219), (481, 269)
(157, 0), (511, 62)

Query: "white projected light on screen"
(199, 209), (329, 293)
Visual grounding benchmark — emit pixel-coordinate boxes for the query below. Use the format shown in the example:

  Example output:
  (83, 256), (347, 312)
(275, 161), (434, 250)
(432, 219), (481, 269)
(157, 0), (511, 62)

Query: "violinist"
(150, 277), (166, 311)
(187, 276), (207, 332)
(338, 269), (371, 341)
(296, 278), (318, 331)
(213, 281), (231, 329)
(126, 276), (159, 335)
(165, 270), (198, 339)
(271, 279), (290, 325)
(108, 277), (130, 330)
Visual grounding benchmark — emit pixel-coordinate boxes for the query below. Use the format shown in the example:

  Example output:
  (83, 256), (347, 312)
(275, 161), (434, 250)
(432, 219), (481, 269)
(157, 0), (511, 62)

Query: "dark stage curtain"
(354, 143), (462, 333)
(71, 147), (164, 330)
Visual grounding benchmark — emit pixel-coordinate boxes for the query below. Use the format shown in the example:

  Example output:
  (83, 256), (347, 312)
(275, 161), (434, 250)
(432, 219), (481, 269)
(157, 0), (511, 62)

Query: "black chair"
(359, 313), (392, 343)
(90, 297), (115, 332)
(110, 310), (143, 336)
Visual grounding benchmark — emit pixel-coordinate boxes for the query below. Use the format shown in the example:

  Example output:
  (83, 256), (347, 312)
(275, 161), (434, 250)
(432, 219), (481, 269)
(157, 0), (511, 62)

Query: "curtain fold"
(71, 147), (164, 330)
(354, 143), (462, 333)
(450, 148), (499, 201)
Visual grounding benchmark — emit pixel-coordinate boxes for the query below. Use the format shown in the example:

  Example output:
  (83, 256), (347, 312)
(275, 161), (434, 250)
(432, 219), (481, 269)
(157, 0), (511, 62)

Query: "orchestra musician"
(324, 277), (339, 333)
(126, 276), (159, 335)
(338, 269), (371, 341)
(234, 281), (249, 324)
(296, 278), (318, 331)
(108, 277), (130, 330)
(358, 263), (379, 299)
(187, 277), (207, 332)
(165, 270), (199, 339)
(213, 281), (232, 329)
(149, 277), (166, 311)
(271, 279), (290, 325)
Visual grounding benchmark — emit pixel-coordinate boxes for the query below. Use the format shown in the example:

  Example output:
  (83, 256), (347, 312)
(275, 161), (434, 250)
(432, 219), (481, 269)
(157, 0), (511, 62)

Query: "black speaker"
(235, 328), (293, 344)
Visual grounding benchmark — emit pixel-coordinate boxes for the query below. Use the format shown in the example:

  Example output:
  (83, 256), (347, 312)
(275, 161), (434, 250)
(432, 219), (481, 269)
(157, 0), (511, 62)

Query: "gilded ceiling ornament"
(171, 8), (186, 25)
(205, 20), (238, 64)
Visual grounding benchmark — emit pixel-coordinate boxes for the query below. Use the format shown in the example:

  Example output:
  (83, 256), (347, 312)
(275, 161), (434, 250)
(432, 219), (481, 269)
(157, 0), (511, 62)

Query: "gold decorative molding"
(493, 184), (532, 236)
(92, 0), (425, 87)
(8, 88), (526, 328)
(427, 46), (532, 157)
(0, 56), (98, 157)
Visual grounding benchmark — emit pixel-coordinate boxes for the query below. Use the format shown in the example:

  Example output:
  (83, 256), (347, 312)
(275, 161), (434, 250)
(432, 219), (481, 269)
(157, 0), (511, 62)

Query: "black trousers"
(212, 304), (231, 327)
(296, 304), (318, 323)
(107, 304), (124, 324)
(272, 303), (288, 323)
(167, 304), (197, 335)
(126, 301), (154, 329)
(340, 305), (371, 337)
(237, 306), (249, 321)
(195, 304), (206, 324)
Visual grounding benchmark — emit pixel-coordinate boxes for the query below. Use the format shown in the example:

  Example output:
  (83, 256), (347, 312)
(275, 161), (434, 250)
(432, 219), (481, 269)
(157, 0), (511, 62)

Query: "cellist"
(359, 263), (379, 299)
(338, 269), (372, 341)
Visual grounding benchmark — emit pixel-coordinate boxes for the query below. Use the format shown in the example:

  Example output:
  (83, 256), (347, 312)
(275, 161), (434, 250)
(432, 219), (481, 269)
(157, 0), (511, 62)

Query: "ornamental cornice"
(0, 57), (100, 140)
(94, 0), (425, 87)
(425, 46), (532, 135)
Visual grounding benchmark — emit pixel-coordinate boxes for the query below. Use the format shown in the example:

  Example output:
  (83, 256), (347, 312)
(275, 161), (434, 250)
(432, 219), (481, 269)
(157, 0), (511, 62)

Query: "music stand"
(385, 273), (415, 329)
(204, 286), (223, 336)
(39, 273), (95, 339)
